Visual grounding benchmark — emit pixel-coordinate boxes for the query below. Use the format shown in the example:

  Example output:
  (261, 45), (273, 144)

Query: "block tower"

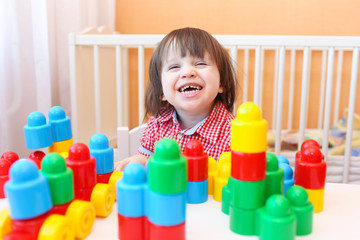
(224, 101), (268, 235)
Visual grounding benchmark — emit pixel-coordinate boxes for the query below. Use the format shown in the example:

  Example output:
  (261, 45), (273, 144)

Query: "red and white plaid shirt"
(137, 101), (234, 160)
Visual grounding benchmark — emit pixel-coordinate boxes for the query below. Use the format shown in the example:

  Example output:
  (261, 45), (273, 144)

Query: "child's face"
(161, 46), (223, 116)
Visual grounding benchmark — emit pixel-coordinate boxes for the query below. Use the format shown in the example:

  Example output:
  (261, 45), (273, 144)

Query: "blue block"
(279, 163), (294, 195)
(277, 155), (290, 165)
(187, 179), (208, 204)
(117, 163), (147, 217)
(89, 133), (114, 174)
(5, 160), (53, 220)
(48, 106), (72, 141)
(24, 111), (53, 149)
(147, 188), (186, 226)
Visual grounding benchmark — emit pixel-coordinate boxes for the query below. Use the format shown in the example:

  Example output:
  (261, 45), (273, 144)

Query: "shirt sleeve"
(136, 116), (158, 157)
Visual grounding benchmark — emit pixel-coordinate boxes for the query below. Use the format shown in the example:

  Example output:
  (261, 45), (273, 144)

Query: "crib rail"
(69, 33), (360, 183)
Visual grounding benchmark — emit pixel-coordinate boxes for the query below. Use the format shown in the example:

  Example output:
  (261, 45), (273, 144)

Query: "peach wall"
(115, 0), (360, 129)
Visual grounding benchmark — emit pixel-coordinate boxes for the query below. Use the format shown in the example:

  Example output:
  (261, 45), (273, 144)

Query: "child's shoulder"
(149, 105), (175, 122)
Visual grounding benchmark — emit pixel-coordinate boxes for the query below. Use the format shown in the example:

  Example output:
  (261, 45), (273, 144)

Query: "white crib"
(68, 28), (360, 184)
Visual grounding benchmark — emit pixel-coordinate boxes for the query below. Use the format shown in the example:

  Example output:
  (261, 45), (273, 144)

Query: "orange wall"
(115, 0), (360, 129)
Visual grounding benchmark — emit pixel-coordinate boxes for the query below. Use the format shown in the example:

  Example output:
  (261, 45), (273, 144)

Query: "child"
(114, 27), (237, 171)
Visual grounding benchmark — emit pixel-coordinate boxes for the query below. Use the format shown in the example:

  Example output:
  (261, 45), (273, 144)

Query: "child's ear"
(219, 86), (224, 93)
(162, 95), (167, 101)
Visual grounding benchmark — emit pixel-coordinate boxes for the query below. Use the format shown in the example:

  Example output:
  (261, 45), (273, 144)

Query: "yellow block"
(38, 214), (75, 240)
(49, 138), (73, 154)
(306, 188), (324, 213)
(108, 170), (123, 190)
(91, 183), (116, 217)
(231, 102), (267, 153)
(66, 200), (96, 239)
(208, 156), (217, 195)
(0, 209), (12, 239)
(213, 152), (231, 202)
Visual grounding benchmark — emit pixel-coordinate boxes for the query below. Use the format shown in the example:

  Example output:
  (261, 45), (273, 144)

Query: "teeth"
(179, 85), (202, 92)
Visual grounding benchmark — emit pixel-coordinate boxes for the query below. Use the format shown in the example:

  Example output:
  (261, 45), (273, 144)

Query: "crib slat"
(287, 49), (296, 130)
(254, 46), (262, 105)
(272, 49), (279, 130)
(333, 50), (344, 125)
(275, 47), (286, 155)
(230, 46), (238, 114)
(343, 47), (359, 183)
(317, 50), (327, 129)
(243, 49), (249, 103)
(138, 45), (145, 125)
(68, 34), (78, 141)
(94, 45), (101, 133)
(116, 45), (123, 127)
(298, 47), (311, 150)
(322, 47), (335, 158)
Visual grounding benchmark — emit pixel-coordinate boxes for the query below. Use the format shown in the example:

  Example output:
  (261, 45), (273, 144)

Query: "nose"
(181, 66), (196, 79)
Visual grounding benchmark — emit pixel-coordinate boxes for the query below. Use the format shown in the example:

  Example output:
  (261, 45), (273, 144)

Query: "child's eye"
(168, 65), (179, 70)
(196, 62), (206, 66)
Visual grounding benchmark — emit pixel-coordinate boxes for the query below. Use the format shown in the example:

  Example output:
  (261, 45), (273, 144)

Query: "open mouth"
(178, 85), (203, 94)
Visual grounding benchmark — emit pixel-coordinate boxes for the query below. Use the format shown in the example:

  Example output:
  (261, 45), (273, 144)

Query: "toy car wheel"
(38, 214), (74, 240)
(66, 200), (96, 239)
(91, 183), (116, 217)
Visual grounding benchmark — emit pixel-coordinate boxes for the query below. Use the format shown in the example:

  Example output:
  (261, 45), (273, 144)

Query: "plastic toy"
(3, 159), (75, 239)
(24, 111), (53, 149)
(294, 145), (326, 213)
(279, 163), (294, 195)
(66, 143), (116, 217)
(0, 159), (11, 199)
(265, 152), (284, 199)
(183, 139), (208, 204)
(28, 150), (46, 169)
(213, 152), (231, 202)
(89, 133), (115, 184)
(1, 152), (19, 164)
(207, 156), (217, 195)
(48, 106), (73, 154)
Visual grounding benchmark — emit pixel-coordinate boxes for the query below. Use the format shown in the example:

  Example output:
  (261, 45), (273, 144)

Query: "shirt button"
(177, 133), (183, 139)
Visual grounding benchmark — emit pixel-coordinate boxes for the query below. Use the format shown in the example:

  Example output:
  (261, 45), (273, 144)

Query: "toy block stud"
(24, 111), (53, 149)
(279, 163), (294, 195)
(0, 159), (11, 198)
(66, 143), (97, 201)
(231, 102), (267, 153)
(5, 159), (52, 220)
(277, 155), (290, 165)
(40, 153), (74, 205)
(183, 139), (208, 181)
(265, 153), (284, 199)
(286, 186), (313, 236)
(213, 152), (231, 202)
(89, 133), (114, 183)
(208, 156), (217, 195)
(117, 163), (147, 240)
(1, 152), (19, 164)
(295, 146), (326, 189)
(258, 194), (296, 240)
(296, 139), (322, 160)
(28, 151), (46, 169)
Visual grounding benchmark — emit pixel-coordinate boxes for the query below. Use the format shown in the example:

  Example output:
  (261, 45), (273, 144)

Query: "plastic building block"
(118, 215), (147, 240)
(0, 159), (11, 198)
(24, 111), (53, 149)
(183, 139), (208, 181)
(48, 138), (73, 155)
(28, 150), (46, 169)
(108, 170), (123, 190)
(40, 153), (74, 205)
(228, 176), (265, 209)
(5, 159), (52, 220)
(265, 153), (284, 199)
(296, 139), (321, 159)
(279, 163), (294, 195)
(277, 155), (290, 165)
(0, 209), (12, 238)
(230, 205), (257, 235)
(89, 133), (114, 183)
(65, 200), (96, 238)
(207, 156), (217, 195)
(213, 154), (231, 202)
(187, 180), (208, 204)
(37, 214), (75, 239)
(66, 143), (97, 201)
(48, 106), (72, 142)
(10, 212), (51, 239)
(1, 152), (19, 164)
(231, 151), (266, 181)
(231, 102), (267, 153)
(147, 138), (187, 195)
(295, 146), (326, 189)
(221, 185), (231, 214)
(257, 194), (296, 240)
(148, 221), (185, 240)
(305, 188), (324, 213)
(90, 183), (116, 217)
(286, 186), (313, 235)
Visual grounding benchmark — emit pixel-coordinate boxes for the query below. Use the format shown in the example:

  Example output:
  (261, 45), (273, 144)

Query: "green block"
(40, 153), (74, 205)
(222, 184), (230, 215)
(230, 205), (257, 236)
(286, 186), (314, 236)
(148, 138), (187, 194)
(258, 194), (296, 240)
(228, 176), (265, 209)
(265, 152), (284, 199)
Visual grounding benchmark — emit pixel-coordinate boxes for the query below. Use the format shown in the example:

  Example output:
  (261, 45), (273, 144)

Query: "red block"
(231, 151), (266, 181)
(66, 143), (97, 200)
(11, 212), (50, 240)
(3, 231), (33, 240)
(50, 201), (72, 215)
(97, 172), (112, 184)
(118, 214), (147, 240)
(28, 151), (46, 169)
(183, 140), (208, 181)
(295, 146), (326, 189)
(0, 158), (11, 198)
(1, 151), (19, 164)
(296, 139), (323, 160)
(148, 221), (185, 240)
